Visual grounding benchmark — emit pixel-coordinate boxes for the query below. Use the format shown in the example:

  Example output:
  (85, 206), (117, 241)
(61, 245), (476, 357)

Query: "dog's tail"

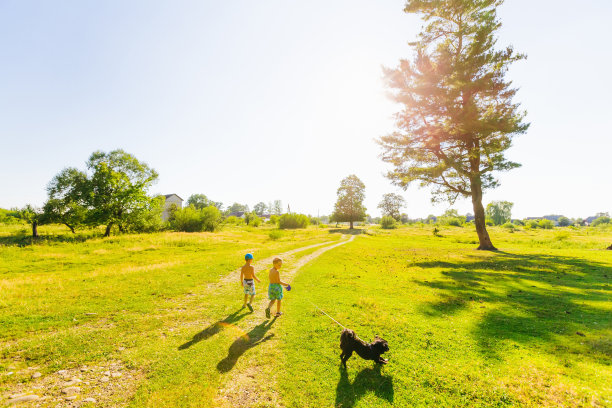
(340, 328), (355, 349)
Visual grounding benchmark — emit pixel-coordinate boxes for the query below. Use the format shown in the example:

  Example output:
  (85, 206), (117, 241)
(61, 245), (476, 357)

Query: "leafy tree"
(44, 167), (89, 233)
(332, 175), (366, 229)
(377, 193), (406, 221)
(538, 219), (554, 229)
(86, 150), (159, 237)
(187, 194), (222, 210)
(379, 0), (529, 250)
(227, 203), (248, 214)
(592, 216), (611, 227)
(0, 208), (20, 224)
(485, 201), (514, 226)
(438, 209), (466, 226)
(273, 200), (283, 216)
(18, 204), (43, 238)
(253, 202), (267, 216)
(244, 211), (262, 226)
(557, 216), (571, 227)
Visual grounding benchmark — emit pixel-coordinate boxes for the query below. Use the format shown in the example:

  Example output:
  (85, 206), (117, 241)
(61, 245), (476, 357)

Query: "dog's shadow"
(335, 365), (394, 408)
(216, 317), (277, 373)
(178, 308), (250, 350)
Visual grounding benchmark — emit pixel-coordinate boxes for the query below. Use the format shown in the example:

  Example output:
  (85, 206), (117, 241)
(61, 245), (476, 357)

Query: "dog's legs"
(341, 350), (352, 368)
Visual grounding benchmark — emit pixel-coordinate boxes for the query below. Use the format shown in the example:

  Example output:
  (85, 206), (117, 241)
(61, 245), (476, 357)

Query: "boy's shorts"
(243, 279), (255, 296)
(268, 283), (283, 300)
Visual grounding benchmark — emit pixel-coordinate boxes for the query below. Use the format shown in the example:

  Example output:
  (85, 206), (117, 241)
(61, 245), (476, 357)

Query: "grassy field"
(1, 224), (611, 407)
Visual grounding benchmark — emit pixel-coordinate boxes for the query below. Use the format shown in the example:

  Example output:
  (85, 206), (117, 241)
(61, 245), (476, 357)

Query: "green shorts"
(268, 283), (283, 300)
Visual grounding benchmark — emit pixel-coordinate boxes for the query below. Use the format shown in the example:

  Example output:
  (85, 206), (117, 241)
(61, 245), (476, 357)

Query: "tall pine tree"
(379, 0), (528, 250)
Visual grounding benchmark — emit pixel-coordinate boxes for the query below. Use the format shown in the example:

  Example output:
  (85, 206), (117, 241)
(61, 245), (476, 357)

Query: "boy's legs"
(243, 294), (248, 307)
(249, 294), (255, 305)
(276, 299), (282, 315)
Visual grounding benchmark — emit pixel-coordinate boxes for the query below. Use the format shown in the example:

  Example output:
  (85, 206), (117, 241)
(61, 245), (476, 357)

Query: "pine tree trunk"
(471, 178), (496, 251)
(104, 223), (112, 237)
(32, 221), (38, 238)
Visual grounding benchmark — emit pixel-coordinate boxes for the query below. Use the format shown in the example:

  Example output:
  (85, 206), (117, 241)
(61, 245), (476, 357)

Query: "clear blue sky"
(1, 0), (610, 218)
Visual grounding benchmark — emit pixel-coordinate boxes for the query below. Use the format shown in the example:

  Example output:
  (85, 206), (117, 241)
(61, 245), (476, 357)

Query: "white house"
(162, 194), (183, 221)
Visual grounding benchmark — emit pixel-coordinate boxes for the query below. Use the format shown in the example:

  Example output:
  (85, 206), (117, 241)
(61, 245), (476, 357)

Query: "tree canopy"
(378, 193), (406, 221)
(332, 175), (366, 229)
(486, 200), (513, 225)
(379, 0), (528, 250)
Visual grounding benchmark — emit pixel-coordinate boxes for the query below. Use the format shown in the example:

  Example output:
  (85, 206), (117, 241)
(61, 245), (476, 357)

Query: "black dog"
(340, 328), (389, 368)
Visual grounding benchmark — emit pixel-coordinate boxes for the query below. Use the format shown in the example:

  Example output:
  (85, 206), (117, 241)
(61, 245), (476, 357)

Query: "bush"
(485, 219), (494, 226)
(171, 205), (221, 232)
(525, 220), (539, 229)
(538, 219), (554, 229)
(278, 213), (310, 229)
(591, 216), (611, 227)
(244, 212), (261, 227)
(557, 216), (571, 227)
(269, 215), (279, 224)
(501, 222), (516, 231)
(224, 215), (244, 225)
(380, 216), (397, 229)
(268, 230), (283, 240)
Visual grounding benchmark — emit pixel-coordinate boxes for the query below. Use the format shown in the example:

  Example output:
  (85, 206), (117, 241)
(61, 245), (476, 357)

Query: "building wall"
(162, 195), (183, 221)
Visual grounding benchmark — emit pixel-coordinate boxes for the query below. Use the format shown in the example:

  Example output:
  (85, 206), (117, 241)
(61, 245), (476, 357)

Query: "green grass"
(0, 223), (610, 407)
(279, 226), (612, 407)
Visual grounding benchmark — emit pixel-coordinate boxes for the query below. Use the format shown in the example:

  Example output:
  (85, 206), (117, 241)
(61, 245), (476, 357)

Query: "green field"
(1, 224), (611, 407)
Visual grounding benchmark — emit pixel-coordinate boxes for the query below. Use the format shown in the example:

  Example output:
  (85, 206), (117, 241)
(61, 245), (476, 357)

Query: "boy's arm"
(253, 271), (261, 283)
(239, 269), (243, 284)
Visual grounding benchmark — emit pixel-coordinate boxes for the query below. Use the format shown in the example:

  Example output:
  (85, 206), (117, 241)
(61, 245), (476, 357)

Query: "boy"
(240, 253), (260, 312)
(265, 258), (289, 318)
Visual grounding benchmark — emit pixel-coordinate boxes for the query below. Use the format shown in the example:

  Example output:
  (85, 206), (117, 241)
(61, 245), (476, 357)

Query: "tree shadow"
(216, 317), (277, 373)
(328, 228), (364, 235)
(0, 232), (98, 247)
(178, 308), (250, 350)
(413, 251), (611, 361)
(335, 365), (394, 408)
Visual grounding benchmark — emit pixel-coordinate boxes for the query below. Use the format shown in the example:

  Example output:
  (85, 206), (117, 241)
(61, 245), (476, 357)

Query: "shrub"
(554, 231), (571, 241)
(525, 220), (539, 229)
(278, 213), (310, 229)
(557, 216), (571, 227)
(380, 216), (397, 229)
(538, 219), (554, 229)
(485, 219), (494, 226)
(513, 219), (524, 226)
(269, 215), (279, 224)
(171, 205), (221, 232)
(244, 212), (261, 227)
(591, 216), (611, 227)
(268, 230), (283, 240)
(224, 215), (244, 225)
(501, 222), (515, 231)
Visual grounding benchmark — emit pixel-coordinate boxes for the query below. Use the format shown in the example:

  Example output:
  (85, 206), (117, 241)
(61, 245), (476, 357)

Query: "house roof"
(164, 194), (184, 201)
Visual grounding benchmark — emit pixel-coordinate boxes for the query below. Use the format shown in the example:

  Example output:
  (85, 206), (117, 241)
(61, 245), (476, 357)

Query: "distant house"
(162, 194), (183, 221)
(227, 211), (246, 218)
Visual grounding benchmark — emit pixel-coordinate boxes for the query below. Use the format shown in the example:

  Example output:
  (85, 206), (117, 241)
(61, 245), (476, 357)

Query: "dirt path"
(214, 234), (357, 408)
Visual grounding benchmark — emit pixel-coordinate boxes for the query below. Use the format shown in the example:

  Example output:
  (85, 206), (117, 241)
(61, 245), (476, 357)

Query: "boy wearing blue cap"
(240, 253), (260, 312)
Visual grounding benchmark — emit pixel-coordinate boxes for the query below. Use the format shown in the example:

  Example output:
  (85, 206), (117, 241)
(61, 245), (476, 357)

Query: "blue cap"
(245, 253), (254, 260)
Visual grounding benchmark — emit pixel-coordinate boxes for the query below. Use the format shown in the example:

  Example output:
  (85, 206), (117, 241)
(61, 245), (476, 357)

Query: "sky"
(1, 0), (611, 219)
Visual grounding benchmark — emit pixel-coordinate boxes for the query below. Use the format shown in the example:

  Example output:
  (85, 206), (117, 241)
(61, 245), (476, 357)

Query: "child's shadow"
(216, 318), (277, 373)
(178, 308), (250, 350)
(335, 365), (394, 408)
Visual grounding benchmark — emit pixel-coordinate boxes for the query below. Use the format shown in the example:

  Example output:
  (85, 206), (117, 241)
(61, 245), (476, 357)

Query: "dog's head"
(373, 336), (389, 354)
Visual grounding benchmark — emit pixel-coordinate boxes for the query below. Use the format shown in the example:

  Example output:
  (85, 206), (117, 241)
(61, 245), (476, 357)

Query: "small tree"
(485, 201), (514, 226)
(227, 203), (248, 214)
(378, 193), (406, 221)
(19, 205), (43, 238)
(379, 0), (529, 250)
(273, 200), (283, 216)
(86, 150), (159, 237)
(44, 167), (89, 233)
(253, 202), (267, 216)
(186, 194), (221, 210)
(332, 175), (366, 229)
(557, 216), (571, 227)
